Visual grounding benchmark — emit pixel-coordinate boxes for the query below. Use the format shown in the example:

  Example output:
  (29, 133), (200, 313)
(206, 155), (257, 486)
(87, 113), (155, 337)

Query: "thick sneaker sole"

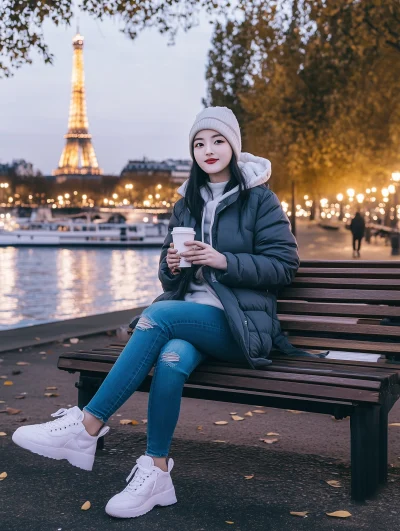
(105, 487), (177, 518)
(12, 431), (95, 471)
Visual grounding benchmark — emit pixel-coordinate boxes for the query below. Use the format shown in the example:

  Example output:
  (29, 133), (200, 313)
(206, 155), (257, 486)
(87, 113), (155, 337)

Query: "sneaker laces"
(125, 463), (157, 496)
(42, 408), (79, 432)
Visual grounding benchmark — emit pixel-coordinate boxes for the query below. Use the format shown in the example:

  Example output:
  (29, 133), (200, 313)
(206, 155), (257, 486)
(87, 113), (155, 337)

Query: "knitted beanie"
(188, 106), (241, 160)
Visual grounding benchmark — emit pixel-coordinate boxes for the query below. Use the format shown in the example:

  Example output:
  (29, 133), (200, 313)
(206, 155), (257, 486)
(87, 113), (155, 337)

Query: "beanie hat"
(188, 106), (241, 160)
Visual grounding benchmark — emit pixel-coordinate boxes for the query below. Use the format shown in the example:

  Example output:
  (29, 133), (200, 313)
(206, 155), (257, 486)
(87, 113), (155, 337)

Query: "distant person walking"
(350, 212), (365, 258)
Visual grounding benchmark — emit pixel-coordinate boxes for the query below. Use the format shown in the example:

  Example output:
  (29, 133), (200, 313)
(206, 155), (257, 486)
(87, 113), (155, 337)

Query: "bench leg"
(350, 406), (380, 501)
(75, 374), (105, 451)
(379, 405), (388, 485)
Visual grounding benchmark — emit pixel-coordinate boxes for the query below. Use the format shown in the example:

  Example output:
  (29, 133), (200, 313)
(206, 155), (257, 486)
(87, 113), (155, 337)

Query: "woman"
(12, 106), (316, 519)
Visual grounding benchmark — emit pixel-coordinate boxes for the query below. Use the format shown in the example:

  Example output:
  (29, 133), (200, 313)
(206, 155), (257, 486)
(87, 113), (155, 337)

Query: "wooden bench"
(58, 260), (400, 502)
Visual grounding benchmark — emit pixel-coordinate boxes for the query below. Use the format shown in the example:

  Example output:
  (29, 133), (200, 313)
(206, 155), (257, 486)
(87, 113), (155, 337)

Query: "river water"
(0, 247), (163, 330)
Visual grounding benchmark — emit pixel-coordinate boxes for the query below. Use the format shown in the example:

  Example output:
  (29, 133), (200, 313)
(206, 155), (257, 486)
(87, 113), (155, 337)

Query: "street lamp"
(336, 193), (344, 219)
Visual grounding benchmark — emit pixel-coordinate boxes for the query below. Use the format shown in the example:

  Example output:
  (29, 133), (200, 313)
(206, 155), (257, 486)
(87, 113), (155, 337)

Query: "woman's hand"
(180, 240), (228, 270)
(166, 243), (181, 275)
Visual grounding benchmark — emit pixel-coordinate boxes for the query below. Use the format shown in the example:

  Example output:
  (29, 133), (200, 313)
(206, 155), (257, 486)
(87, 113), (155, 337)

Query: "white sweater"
(183, 180), (228, 310)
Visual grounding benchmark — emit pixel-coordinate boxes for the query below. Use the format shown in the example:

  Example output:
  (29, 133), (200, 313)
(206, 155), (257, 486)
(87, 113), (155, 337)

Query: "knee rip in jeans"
(161, 352), (180, 368)
(136, 315), (157, 331)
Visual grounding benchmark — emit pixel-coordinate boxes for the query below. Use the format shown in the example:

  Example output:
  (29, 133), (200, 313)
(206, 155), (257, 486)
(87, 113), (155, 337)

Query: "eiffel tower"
(53, 32), (102, 177)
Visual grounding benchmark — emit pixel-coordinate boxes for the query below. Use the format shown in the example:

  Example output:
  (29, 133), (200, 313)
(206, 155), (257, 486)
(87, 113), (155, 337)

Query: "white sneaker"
(12, 406), (109, 471)
(105, 455), (177, 518)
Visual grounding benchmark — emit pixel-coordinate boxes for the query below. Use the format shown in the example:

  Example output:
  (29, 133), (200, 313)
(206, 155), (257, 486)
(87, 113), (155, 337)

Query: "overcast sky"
(0, 13), (214, 175)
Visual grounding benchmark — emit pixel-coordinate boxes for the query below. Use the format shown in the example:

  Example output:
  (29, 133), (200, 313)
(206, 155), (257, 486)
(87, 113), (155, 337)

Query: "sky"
(0, 13), (214, 175)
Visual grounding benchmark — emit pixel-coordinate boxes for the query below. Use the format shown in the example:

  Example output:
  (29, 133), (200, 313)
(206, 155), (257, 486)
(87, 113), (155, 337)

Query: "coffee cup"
(171, 227), (196, 267)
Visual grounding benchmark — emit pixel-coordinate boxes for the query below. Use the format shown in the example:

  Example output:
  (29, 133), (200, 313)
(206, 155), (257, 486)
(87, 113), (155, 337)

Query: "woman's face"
(193, 129), (233, 175)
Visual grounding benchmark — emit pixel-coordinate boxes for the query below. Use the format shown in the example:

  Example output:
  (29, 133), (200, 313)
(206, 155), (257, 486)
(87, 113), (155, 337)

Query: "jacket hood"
(177, 152), (271, 197)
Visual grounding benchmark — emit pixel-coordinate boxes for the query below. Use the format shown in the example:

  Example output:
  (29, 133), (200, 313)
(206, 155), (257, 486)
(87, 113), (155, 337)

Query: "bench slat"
(292, 278), (400, 289)
(288, 336), (399, 354)
(296, 268), (400, 278)
(277, 302), (400, 318)
(281, 288), (400, 302)
(279, 317), (400, 338)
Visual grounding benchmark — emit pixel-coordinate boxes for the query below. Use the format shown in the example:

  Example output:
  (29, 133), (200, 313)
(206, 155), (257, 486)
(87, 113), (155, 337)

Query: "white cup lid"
(172, 227), (196, 233)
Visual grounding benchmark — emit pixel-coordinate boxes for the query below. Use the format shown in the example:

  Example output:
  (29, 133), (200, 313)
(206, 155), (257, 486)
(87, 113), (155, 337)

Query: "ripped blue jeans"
(84, 300), (245, 457)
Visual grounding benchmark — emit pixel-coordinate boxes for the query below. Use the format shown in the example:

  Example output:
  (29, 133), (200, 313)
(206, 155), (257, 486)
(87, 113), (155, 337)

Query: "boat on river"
(0, 207), (169, 247)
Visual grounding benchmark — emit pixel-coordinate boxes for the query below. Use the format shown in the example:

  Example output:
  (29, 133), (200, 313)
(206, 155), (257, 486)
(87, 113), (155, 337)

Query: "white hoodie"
(176, 153), (272, 310)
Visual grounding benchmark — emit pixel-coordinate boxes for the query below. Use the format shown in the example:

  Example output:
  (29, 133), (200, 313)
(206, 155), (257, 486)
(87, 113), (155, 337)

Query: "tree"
(0, 0), (245, 77)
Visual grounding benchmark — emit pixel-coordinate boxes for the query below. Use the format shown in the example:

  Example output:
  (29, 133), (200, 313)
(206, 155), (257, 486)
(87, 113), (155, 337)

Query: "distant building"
(121, 157), (192, 188)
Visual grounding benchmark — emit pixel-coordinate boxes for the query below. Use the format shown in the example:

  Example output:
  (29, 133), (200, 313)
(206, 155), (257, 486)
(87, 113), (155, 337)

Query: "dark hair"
(183, 153), (250, 227)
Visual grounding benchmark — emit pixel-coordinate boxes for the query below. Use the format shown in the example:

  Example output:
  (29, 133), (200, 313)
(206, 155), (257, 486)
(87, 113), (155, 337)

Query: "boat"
(0, 207), (170, 247)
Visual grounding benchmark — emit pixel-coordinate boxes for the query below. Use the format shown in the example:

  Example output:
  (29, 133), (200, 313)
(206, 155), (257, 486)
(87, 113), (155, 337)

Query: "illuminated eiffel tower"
(53, 32), (102, 177)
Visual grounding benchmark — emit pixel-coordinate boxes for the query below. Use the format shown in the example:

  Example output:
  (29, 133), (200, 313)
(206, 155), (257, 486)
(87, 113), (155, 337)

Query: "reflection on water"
(0, 247), (163, 330)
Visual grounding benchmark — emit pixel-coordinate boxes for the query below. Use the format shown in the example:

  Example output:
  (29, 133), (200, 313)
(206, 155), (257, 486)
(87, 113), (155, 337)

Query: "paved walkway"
(1, 335), (400, 530)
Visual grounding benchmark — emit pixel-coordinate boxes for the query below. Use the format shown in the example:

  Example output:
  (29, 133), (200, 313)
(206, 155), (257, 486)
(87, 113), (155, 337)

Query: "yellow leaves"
(286, 410), (303, 414)
(244, 474), (254, 480)
(212, 440), (227, 443)
(231, 415), (244, 421)
(229, 412), (237, 415)
(16, 362), (30, 366)
(0, 472), (7, 481)
(266, 432), (279, 436)
(225, 521), (234, 525)
(326, 510), (351, 518)
(326, 480), (342, 488)
(119, 419), (139, 425)
(290, 511), (308, 517)
(3, 381), (13, 386)
(197, 425), (203, 431)
(0, 432), (7, 436)
(389, 423), (400, 427)
(252, 409), (265, 414)
(244, 411), (253, 417)
(81, 501), (91, 511)
(214, 421), (229, 425)
(44, 393), (59, 397)
(260, 438), (279, 444)
(45, 386), (58, 390)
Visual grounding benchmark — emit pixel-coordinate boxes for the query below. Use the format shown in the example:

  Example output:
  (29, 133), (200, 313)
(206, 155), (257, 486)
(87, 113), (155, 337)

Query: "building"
(120, 157), (191, 189)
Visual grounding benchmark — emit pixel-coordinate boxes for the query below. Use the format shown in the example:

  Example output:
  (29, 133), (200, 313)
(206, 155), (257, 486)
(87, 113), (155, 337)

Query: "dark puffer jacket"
(151, 153), (321, 369)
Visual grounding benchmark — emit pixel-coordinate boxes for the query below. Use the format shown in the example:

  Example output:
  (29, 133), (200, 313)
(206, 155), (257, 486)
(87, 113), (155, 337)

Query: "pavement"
(1, 334), (400, 531)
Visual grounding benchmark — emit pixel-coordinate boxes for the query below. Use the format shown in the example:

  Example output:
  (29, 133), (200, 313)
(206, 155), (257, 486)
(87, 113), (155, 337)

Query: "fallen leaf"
(44, 393), (59, 397)
(244, 475), (254, 480)
(244, 411), (253, 417)
(45, 386), (58, 390)
(119, 419), (139, 425)
(14, 395), (26, 400)
(0, 376), (7, 379)
(39, 351), (47, 355)
(389, 423), (400, 427)
(290, 511), (308, 517)
(6, 407), (21, 415)
(231, 415), (245, 421)
(326, 511), (351, 518)
(286, 410), (303, 414)
(3, 381), (13, 386)
(225, 522), (234, 525)
(252, 409), (265, 414)
(212, 440), (227, 443)
(326, 480), (342, 488)
(0, 472), (7, 481)
(81, 501), (91, 511)
(197, 425), (203, 430)
(0, 432), (7, 436)
(266, 432), (280, 436)
(141, 419), (148, 424)
(0, 401), (4, 404)
(229, 412), (237, 415)
(70, 338), (79, 344)
(260, 438), (279, 444)
(16, 362), (30, 366)
(214, 421), (229, 425)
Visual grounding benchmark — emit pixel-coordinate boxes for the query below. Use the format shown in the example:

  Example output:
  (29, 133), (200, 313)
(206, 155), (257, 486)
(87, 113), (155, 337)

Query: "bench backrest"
(277, 260), (400, 359)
